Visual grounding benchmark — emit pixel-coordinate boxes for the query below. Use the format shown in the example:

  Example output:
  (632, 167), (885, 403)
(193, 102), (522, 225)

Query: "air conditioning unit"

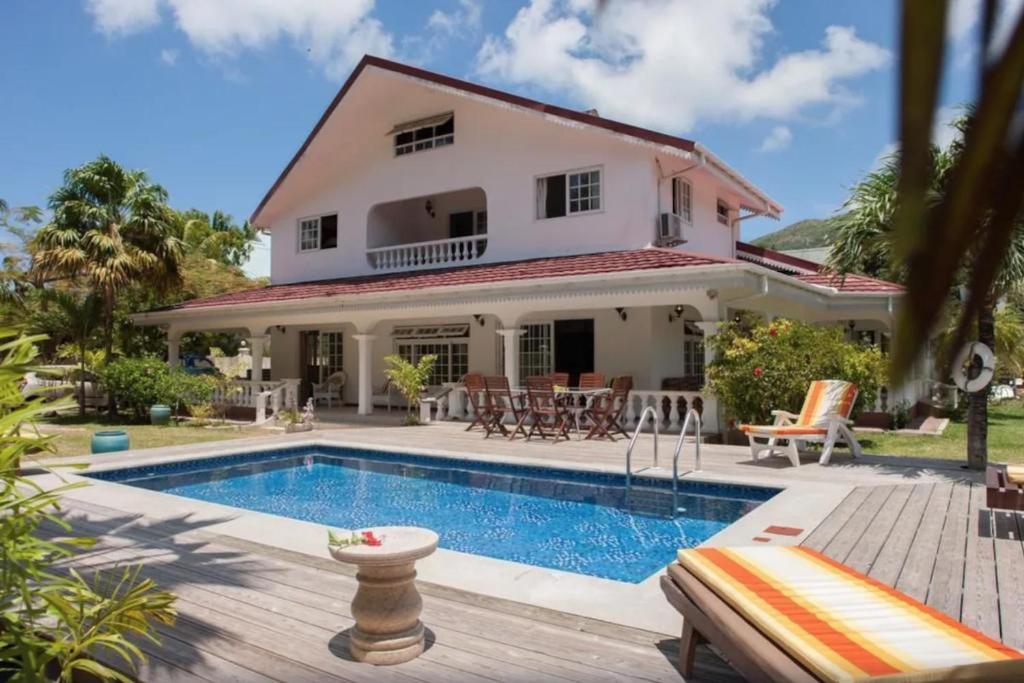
(657, 212), (685, 246)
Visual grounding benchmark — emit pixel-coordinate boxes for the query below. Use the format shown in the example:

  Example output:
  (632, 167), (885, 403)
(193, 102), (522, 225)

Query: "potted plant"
(383, 354), (437, 425)
(280, 398), (316, 433)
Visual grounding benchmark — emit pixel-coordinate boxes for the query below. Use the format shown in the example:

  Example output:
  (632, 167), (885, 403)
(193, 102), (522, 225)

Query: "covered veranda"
(132, 251), (907, 434)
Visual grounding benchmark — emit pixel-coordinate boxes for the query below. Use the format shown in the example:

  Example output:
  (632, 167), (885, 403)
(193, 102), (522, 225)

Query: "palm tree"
(176, 209), (258, 267)
(828, 114), (1024, 468)
(32, 290), (103, 416)
(31, 156), (183, 361)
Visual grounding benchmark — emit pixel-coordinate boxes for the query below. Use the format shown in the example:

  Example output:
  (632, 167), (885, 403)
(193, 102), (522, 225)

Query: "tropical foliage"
(100, 358), (215, 421)
(706, 319), (887, 426)
(32, 156), (185, 360)
(383, 354), (437, 425)
(0, 328), (176, 681)
(30, 290), (103, 416)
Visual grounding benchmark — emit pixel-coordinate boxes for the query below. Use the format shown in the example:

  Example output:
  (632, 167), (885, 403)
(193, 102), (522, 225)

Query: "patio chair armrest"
(828, 413), (855, 425)
(770, 410), (798, 423)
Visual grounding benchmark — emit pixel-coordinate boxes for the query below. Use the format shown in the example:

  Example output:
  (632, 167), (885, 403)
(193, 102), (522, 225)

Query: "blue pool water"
(88, 446), (778, 583)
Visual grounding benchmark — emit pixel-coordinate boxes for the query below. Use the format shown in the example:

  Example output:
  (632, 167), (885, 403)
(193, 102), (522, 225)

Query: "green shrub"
(706, 319), (888, 426)
(100, 359), (215, 420)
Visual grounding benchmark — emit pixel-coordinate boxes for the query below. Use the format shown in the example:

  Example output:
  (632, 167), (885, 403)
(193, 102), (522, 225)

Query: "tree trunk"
(78, 341), (86, 417)
(966, 297), (995, 470)
(104, 287), (117, 417)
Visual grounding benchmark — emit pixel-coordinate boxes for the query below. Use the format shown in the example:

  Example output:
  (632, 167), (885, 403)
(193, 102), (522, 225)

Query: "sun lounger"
(661, 546), (1024, 682)
(740, 380), (861, 466)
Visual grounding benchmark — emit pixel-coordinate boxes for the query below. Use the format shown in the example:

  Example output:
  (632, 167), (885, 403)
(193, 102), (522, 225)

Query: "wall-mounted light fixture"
(614, 307), (628, 322)
(275, 325), (286, 334)
(425, 199), (435, 218)
(668, 304), (686, 323)
(473, 314), (486, 327)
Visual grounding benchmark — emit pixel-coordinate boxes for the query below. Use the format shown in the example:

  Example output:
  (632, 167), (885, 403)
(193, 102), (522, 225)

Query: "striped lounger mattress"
(677, 546), (1024, 682)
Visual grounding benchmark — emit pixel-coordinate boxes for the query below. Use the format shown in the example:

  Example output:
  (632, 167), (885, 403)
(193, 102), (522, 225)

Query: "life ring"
(952, 342), (995, 393)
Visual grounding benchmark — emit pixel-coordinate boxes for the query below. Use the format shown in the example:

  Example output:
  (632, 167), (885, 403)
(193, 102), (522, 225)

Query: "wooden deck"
(43, 424), (1022, 681)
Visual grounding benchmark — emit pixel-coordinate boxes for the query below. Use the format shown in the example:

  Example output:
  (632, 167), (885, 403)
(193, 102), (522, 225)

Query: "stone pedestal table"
(329, 526), (439, 665)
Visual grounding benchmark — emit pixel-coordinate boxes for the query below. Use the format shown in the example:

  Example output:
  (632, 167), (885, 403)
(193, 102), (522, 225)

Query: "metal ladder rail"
(671, 409), (702, 516)
(625, 405), (660, 499)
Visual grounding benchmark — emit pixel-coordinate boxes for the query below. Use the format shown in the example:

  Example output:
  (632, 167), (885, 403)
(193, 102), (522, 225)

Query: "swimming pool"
(88, 446), (779, 583)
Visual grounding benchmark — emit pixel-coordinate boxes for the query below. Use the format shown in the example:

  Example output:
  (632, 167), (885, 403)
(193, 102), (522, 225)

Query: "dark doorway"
(554, 319), (594, 386)
(448, 211), (475, 238)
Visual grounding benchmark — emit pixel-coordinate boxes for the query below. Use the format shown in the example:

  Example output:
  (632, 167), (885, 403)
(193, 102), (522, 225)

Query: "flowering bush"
(706, 319), (888, 425)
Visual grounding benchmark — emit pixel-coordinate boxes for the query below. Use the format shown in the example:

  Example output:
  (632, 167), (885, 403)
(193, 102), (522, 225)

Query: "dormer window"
(717, 200), (731, 226)
(390, 113), (454, 156)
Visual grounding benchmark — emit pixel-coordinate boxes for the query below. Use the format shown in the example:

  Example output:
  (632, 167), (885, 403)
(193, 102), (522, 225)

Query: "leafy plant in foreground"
(0, 328), (176, 681)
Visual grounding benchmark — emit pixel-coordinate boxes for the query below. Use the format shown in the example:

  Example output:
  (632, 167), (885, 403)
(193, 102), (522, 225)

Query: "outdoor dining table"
(508, 386), (611, 439)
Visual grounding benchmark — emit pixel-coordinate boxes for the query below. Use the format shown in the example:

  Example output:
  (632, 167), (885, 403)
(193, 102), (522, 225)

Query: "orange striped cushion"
(798, 380), (858, 427)
(677, 546), (1024, 682)
(739, 424), (828, 436)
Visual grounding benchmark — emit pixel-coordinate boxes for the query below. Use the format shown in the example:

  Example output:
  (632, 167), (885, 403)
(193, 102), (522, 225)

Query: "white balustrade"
(367, 235), (488, 272)
(212, 378), (302, 424)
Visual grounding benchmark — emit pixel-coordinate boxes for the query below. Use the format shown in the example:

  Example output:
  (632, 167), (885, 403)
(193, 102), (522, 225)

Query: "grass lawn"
(857, 399), (1024, 464)
(34, 414), (276, 458)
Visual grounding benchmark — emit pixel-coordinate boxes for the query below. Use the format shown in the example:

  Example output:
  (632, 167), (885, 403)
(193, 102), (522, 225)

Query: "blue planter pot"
(91, 430), (129, 454)
(150, 404), (172, 426)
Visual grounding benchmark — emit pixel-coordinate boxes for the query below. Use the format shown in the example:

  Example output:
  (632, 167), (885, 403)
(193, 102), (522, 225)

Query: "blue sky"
(0, 1), (988, 277)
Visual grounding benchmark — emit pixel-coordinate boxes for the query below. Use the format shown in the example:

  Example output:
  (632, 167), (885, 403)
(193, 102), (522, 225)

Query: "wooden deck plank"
(993, 510), (1024, 650)
(843, 485), (914, 575)
(800, 486), (873, 551)
(820, 486), (895, 564)
(866, 483), (933, 587)
(961, 483), (1001, 640)
(57, 504), (707, 683)
(925, 483), (972, 619)
(895, 483), (954, 603)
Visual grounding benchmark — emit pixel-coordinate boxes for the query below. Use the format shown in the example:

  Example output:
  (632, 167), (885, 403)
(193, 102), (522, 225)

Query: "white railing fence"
(440, 387), (719, 434)
(212, 378), (301, 424)
(367, 235), (487, 272)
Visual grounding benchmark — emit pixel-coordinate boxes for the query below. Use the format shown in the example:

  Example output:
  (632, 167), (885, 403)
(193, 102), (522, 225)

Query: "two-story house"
(135, 55), (910, 432)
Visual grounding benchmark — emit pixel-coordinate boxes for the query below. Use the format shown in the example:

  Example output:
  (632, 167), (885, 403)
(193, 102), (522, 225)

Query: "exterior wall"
(265, 74), (752, 284)
(367, 187), (486, 248)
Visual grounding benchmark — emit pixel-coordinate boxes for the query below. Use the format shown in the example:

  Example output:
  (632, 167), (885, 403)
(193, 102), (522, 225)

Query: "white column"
(248, 335), (267, 382)
(166, 337), (181, 368)
(496, 328), (524, 386)
(353, 334), (376, 415)
(695, 321), (721, 434)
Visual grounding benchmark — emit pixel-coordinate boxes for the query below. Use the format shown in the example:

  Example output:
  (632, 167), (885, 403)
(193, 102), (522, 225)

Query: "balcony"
(367, 187), (487, 272)
(367, 234), (488, 271)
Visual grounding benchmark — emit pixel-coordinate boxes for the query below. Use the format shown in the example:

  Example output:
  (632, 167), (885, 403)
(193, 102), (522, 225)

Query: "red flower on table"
(361, 531), (382, 546)
(753, 367), (763, 378)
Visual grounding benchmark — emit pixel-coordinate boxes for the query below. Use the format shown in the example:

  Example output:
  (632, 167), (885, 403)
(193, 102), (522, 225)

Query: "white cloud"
(476, 0), (889, 132)
(428, 0), (483, 37)
(85, 0), (161, 35)
(758, 125), (792, 152)
(84, 0), (393, 80)
(948, 0), (1024, 64)
(159, 48), (178, 65)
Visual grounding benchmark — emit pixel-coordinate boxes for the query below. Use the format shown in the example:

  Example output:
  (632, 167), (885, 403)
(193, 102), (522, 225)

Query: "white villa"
(134, 55), (912, 434)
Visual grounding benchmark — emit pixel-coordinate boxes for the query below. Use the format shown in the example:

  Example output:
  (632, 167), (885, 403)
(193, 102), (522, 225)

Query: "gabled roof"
(250, 55), (779, 224)
(158, 248), (734, 311)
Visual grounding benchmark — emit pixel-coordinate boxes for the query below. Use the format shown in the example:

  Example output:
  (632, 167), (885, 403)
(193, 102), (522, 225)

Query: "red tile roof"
(794, 272), (905, 293)
(162, 248), (734, 311)
(251, 56), (699, 224)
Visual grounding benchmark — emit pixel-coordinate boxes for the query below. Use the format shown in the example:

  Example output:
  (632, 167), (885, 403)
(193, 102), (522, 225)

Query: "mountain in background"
(750, 218), (834, 250)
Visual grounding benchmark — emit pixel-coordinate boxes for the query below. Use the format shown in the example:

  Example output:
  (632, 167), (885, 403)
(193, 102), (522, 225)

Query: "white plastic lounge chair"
(739, 379), (861, 466)
(312, 371), (347, 408)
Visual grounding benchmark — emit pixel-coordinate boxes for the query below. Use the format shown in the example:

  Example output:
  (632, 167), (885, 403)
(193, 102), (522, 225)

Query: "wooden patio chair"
(578, 372), (606, 390)
(661, 546), (1024, 681)
(524, 375), (571, 442)
(462, 373), (489, 432)
(548, 372), (570, 388)
(739, 380), (861, 467)
(583, 375), (632, 440)
(483, 375), (528, 439)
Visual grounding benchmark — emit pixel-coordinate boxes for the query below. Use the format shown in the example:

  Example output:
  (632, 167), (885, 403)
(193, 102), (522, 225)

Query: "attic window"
(391, 113), (454, 156)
